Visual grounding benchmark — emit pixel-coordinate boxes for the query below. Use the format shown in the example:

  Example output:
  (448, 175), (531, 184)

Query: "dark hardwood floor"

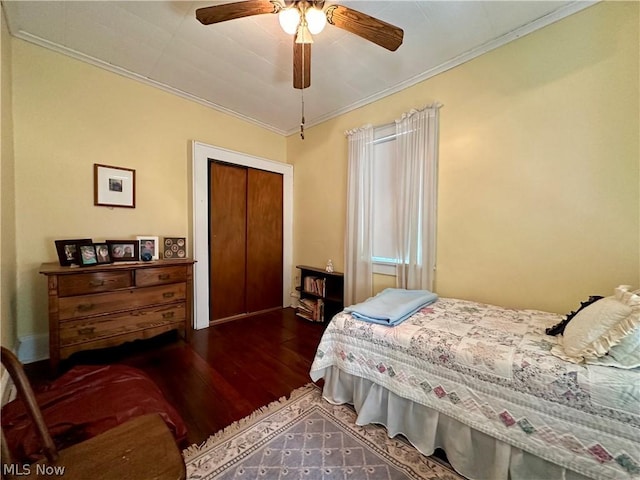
(24, 308), (326, 447)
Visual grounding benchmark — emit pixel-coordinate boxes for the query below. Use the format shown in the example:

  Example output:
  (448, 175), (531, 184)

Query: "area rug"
(183, 383), (464, 479)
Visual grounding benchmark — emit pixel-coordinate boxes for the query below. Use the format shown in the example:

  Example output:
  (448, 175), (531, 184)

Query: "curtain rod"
(373, 103), (443, 144)
(346, 103), (443, 139)
(375, 102), (444, 130)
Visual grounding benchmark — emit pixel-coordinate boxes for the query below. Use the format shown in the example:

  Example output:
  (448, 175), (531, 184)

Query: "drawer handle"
(77, 304), (94, 312)
(162, 312), (175, 319)
(162, 292), (175, 299)
(158, 274), (170, 280)
(78, 327), (95, 335)
(89, 280), (105, 287)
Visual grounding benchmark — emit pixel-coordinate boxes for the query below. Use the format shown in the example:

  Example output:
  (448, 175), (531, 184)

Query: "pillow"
(545, 295), (603, 336)
(586, 325), (640, 369)
(551, 295), (640, 363)
(614, 284), (640, 306)
(582, 285), (640, 368)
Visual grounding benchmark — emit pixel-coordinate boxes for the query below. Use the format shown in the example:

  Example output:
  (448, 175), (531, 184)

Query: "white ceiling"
(3, 0), (595, 135)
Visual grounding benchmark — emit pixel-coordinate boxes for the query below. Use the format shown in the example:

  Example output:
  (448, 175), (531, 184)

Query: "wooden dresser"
(40, 259), (195, 372)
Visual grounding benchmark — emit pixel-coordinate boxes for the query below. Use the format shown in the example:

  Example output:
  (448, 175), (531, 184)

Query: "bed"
(309, 289), (640, 480)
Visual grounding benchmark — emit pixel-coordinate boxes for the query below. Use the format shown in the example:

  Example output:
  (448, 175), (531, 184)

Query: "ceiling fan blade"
(196, 0), (280, 25)
(326, 5), (403, 51)
(293, 41), (311, 89)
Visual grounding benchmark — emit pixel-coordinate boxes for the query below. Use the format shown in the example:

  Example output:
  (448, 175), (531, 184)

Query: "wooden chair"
(1, 347), (185, 480)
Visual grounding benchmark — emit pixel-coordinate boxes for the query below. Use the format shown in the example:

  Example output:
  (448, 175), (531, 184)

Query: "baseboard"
(290, 291), (300, 307)
(17, 333), (49, 364)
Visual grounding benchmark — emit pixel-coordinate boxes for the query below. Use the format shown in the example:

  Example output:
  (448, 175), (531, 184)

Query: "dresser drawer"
(58, 283), (187, 320)
(59, 303), (186, 348)
(58, 271), (132, 296)
(136, 266), (187, 287)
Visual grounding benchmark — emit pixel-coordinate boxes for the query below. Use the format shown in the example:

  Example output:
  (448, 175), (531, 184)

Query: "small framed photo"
(106, 240), (139, 262)
(55, 239), (93, 266)
(78, 244), (98, 266)
(163, 237), (187, 259)
(137, 236), (159, 261)
(94, 164), (136, 208)
(94, 243), (111, 264)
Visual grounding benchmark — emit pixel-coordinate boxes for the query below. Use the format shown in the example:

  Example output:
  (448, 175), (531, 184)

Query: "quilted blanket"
(310, 297), (640, 480)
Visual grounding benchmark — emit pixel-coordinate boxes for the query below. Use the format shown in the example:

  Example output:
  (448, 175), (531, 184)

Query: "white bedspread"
(310, 297), (640, 480)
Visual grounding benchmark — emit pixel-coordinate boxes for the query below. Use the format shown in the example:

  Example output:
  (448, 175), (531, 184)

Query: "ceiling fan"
(196, 0), (404, 90)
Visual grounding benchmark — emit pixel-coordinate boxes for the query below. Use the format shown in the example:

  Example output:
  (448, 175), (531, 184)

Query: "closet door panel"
(210, 162), (247, 320)
(246, 168), (283, 313)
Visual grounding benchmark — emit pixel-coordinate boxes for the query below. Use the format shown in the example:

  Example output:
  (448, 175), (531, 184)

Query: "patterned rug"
(183, 383), (464, 479)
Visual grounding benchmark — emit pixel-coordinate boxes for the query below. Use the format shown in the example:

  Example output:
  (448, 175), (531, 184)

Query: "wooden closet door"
(246, 168), (283, 313)
(209, 162), (247, 320)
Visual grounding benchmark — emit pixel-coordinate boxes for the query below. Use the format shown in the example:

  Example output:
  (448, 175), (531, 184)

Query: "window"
(370, 112), (437, 278)
(345, 104), (440, 303)
(372, 124), (399, 271)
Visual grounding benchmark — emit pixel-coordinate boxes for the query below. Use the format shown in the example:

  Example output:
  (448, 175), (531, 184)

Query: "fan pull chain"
(300, 91), (305, 140)
(300, 41), (305, 140)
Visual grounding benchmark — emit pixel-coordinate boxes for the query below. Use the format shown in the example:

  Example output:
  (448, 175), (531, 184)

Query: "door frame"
(192, 141), (293, 330)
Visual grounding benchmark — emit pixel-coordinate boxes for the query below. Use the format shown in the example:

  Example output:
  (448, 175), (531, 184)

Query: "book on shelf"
(296, 298), (324, 322)
(303, 276), (326, 297)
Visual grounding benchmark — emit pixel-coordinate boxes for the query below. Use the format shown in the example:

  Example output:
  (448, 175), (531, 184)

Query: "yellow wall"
(6, 1), (639, 347)
(12, 39), (286, 338)
(1, 7), (17, 349)
(289, 1), (639, 314)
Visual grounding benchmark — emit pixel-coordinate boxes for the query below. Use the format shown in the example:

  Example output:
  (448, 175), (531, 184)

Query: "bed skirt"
(316, 366), (592, 480)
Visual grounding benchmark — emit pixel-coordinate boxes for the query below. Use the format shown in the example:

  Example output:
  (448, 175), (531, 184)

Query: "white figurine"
(326, 259), (334, 273)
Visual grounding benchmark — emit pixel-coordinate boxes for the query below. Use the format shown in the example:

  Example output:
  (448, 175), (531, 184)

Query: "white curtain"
(394, 105), (440, 291)
(344, 125), (374, 306)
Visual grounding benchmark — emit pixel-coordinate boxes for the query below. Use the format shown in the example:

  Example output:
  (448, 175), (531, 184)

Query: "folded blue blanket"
(344, 288), (438, 326)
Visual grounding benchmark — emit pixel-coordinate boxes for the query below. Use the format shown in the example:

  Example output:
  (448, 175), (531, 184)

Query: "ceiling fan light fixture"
(279, 7), (300, 35)
(196, 0), (404, 92)
(305, 7), (326, 35)
(295, 24), (313, 44)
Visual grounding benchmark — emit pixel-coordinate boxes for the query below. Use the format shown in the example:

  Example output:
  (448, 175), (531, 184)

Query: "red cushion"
(2, 364), (187, 462)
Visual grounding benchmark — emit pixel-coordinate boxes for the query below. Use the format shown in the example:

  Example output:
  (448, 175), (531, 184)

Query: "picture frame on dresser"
(137, 235), (159, 261)
(95, 243), (111, 264)
(54, 238), (93, 266)
(163, 237), (187, 259)
(78, 244), (98, 266)
(106, 240), (139, 262)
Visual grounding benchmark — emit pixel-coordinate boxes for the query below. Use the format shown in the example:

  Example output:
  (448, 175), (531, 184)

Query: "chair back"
(0, 347), (58, 468)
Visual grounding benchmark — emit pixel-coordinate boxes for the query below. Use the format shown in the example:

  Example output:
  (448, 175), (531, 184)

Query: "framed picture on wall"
(54, 239), (93, 266)
(106, 240), (139, 262)
(94, 164), (136, 208)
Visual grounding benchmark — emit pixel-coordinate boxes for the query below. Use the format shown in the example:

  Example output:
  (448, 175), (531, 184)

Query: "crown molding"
(11, 30), (288, 136)
(284, 0), (599, 136)
(9, 0), (598, 138)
